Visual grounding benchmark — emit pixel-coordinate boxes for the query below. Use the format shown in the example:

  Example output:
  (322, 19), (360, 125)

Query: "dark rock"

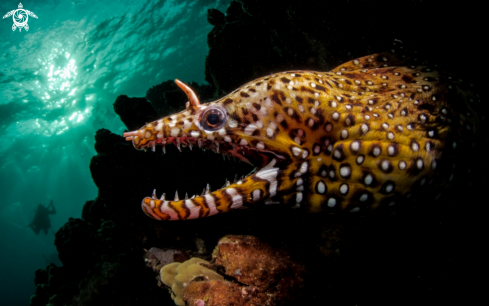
(73, 254), (166, 306)
(54, 218), (97, 267)
(80, 200), (93, 222)
(113, 95), (157, 131)
(93, 128), (126, 154)
(34, 267), (49, 287)
(145, 80), (187, 117)
(207, 8), (225, 26)
(31, 264), (72, 306)
(89, 128), (156, 223)
(81, 199), (111, 228)
(224, 0), (247, 23)
(235, 0), (261, 17)
(30, 284), (50, 306)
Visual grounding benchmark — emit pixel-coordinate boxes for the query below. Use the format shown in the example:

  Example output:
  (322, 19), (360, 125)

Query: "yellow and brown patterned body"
(124, 52), (479, 220)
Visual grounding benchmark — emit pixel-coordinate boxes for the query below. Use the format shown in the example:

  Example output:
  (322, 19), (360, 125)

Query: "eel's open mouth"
(123, 131), (287, 220)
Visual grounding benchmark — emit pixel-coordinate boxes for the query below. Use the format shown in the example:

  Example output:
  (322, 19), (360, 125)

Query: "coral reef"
(30, 1), (486, 305)
(158, 235), (305, 306)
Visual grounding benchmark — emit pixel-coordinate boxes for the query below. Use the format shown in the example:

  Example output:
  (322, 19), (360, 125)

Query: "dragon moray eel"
(124, 51), (479, 220)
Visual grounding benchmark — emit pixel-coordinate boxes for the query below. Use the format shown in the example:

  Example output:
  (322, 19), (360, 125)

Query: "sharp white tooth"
(189, 143), (192, 150)
(215, 141), (220, 153)
(151, 142), (156, 152)
(191, 195), (196, 199)
(201, 188), (205, 196)
(174, 190), (179, 201)
(175, 138), (182, 152)
(198, 139), (203, 148)
(162, 145), (166, 154)
(233, 174), (238, 183)
(160, 193), (166, 201)
(226, 180), (230, 187)
(152, 189), (157, 199)
(205, 184), (210, 194)
(185, 192), (188, 200)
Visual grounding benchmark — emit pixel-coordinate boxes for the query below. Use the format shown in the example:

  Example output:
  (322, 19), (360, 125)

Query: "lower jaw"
(141, 157), (282, 221)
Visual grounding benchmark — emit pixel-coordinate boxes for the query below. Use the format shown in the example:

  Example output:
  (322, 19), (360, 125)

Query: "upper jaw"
(124, 120), (287, 169)
(123, 105), (289, 166)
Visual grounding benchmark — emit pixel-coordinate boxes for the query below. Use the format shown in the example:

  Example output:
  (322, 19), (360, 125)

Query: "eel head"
(124, 78), (305, 220)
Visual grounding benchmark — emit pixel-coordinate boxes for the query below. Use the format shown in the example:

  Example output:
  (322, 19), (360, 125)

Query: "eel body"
(124, 51), (479, 220)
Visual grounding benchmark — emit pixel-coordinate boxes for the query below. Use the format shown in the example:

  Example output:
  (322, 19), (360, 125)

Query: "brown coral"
(213, 235), (304, 291)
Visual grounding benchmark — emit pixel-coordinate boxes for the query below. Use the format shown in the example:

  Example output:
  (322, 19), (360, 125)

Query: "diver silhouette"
(28, 200), (56, 234)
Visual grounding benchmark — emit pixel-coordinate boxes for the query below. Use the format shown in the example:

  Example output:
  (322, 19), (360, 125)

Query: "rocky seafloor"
(31, 1), (487, 306)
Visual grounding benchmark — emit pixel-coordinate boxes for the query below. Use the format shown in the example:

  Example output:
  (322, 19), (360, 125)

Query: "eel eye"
(200, 106), (228, 131)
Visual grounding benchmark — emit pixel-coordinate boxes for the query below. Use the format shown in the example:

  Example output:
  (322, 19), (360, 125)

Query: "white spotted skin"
(125, 51), (480, 220)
